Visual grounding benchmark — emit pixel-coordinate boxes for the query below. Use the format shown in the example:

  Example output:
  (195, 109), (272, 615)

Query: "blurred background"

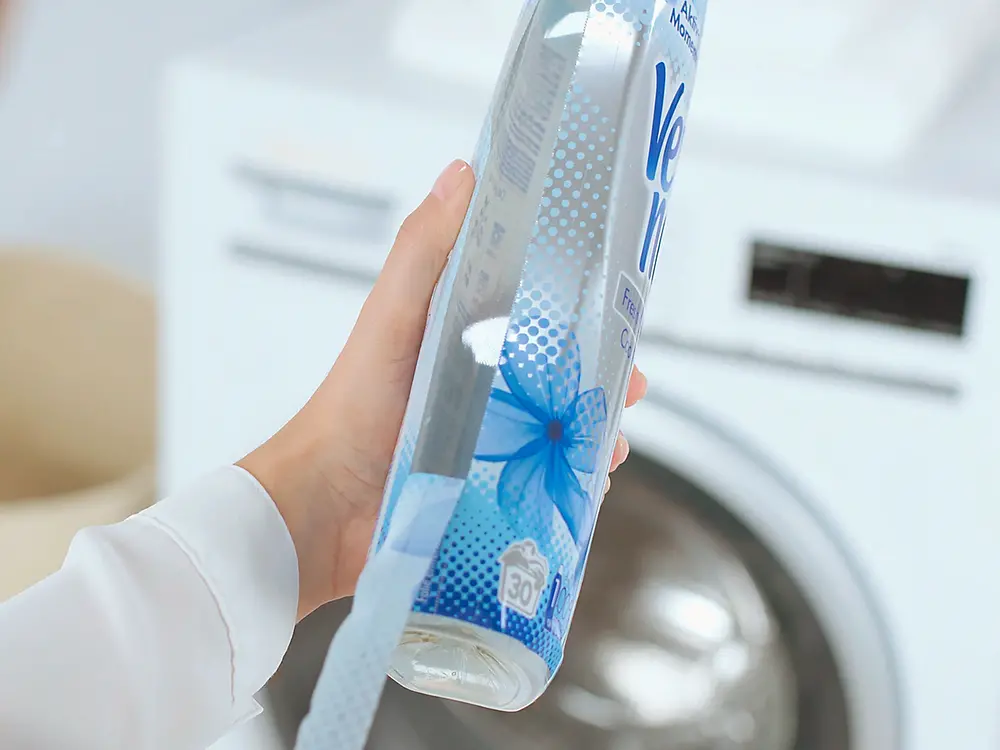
(1, 1), (1000, 749)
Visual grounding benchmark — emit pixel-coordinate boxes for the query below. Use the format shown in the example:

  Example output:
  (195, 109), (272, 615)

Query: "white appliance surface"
(691, 0), (1000, 168)
(387, 0), (1000, 169)
(161, 4), (1000, 749)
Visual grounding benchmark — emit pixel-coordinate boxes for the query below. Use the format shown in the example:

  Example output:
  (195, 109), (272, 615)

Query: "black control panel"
(749, 241), (971, 338)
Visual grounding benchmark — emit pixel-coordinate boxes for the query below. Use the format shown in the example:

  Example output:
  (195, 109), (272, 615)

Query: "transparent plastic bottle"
(372, 0), (709, 711)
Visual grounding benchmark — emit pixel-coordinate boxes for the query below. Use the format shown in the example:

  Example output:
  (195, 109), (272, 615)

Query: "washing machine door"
(266, 391), (901, 750)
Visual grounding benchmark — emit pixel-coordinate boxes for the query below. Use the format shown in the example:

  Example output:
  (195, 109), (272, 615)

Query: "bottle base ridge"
(389, 613), (550, 712)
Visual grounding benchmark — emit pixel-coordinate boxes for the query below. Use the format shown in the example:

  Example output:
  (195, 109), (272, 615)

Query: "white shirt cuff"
(141, 466), (299, 713)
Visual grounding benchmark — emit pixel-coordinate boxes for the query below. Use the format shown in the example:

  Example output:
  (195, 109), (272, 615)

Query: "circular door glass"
(445, 451), (799, 749)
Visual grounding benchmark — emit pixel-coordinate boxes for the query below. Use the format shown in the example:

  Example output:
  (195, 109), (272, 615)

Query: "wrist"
(238, 423), (345, 620)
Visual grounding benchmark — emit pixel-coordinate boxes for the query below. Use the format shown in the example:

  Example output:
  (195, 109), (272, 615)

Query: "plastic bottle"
(372, 0), (709, 711)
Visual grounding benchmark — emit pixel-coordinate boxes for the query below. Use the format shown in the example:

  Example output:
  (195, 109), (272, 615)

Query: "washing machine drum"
(269, 454), (850, 750)
(445, 454), (797, 750)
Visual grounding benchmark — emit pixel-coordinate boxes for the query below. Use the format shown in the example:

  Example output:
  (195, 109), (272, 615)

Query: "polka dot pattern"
(411, 479), (579, 672)
(596, 0), (656, 34)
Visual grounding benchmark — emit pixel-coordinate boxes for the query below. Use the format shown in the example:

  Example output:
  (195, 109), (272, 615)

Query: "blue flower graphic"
(474, 336), (608, 546)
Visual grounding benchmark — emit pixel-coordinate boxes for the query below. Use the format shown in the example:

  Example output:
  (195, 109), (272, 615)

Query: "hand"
(240, 160), (649, 621)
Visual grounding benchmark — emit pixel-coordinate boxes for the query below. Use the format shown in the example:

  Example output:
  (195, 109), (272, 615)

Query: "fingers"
(379, 159), (474, 311)
(358, 160), (475, 353)
(610, 432), (630, 472)
(603, 432), (630, 496)
(603, 367), (644, 496)
(625, 365), (648, 408)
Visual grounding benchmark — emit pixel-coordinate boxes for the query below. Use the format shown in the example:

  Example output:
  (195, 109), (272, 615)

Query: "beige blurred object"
(0, 0), (11, 71)
(0, 250), (156, 602)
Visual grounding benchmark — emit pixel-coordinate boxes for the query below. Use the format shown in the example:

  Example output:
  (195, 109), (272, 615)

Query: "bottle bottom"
(389, 612), (549, 712)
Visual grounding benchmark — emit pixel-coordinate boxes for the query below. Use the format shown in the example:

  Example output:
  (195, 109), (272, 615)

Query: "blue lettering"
(681, 1), (701, 36)
(646, 65), (685, 191)
(622, 286), (639, 325)
(670, 4), (701, 60)
(647, 65), (686, 192)
(640, 62), (686, 282)
(660, 118), (684, 193)
(639, 190), (667, 279)
(670, 8), (685, 35)
(620, 327), (635, 360)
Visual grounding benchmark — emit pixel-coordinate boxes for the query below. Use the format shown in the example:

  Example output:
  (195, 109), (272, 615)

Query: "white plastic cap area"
(387, 0), (1000, 169)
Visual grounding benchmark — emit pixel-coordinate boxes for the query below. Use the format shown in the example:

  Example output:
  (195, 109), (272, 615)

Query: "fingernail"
(604, 476), (612, 495)
(619, 433), (630, 461)
(636, 367), (649, 395)
(432, 160), (470, 201)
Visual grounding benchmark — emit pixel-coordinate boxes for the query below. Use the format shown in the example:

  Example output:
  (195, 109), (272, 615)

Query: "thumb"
(359, 160), (475, 353)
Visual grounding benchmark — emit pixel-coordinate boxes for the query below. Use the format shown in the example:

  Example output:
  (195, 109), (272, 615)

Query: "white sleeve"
(0, 466), (300, 750)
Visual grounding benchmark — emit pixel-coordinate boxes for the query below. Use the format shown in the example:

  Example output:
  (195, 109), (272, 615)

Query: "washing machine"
(252, 160), (1000, 750)
(160, 4), (1000, 749)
